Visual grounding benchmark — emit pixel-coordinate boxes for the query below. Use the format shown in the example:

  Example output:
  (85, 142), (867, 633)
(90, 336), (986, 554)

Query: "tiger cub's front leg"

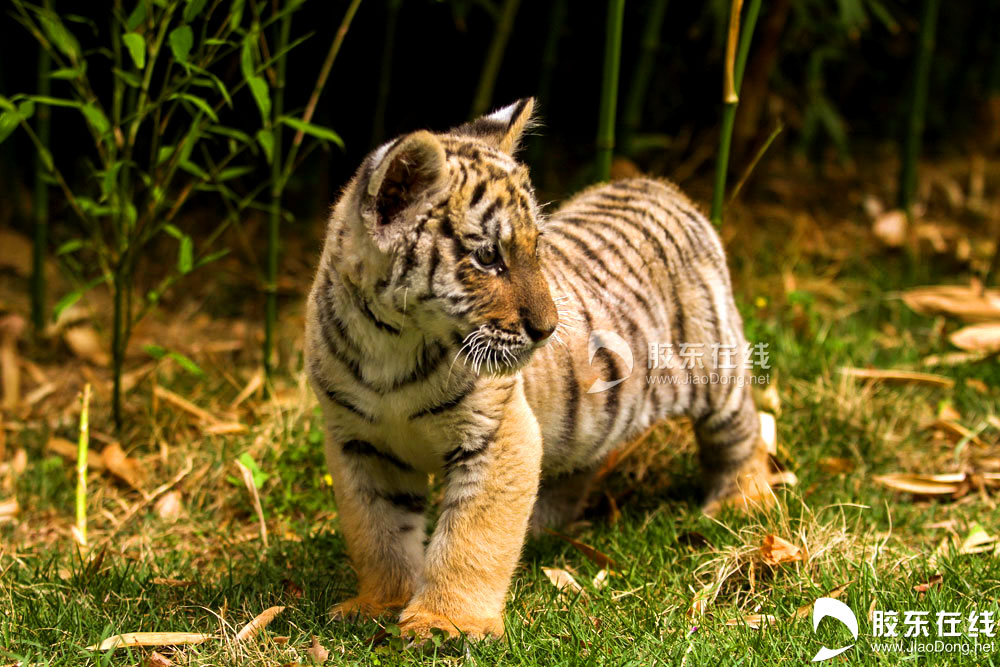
(326, 438), (428, 621)
(399, 389), (543, 640)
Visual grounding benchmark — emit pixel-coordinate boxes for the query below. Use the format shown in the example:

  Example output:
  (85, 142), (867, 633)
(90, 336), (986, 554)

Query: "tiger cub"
(304, 98), (771, 640)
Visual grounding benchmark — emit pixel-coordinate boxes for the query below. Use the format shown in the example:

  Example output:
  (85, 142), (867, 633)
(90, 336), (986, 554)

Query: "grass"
(3, 171), (1000, 665)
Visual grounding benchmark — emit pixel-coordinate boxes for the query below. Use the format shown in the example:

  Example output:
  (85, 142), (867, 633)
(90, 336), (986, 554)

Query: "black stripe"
(469, 181), (487, 208)
(306, 360), (375, 422)
(410, 381), (476, 418)
(342, 439), (414, 472)
(383, 492), (427, 513)
(562, 362), (580, 446)
(348, 286), (401, 335)
(442, 434), (492, 473)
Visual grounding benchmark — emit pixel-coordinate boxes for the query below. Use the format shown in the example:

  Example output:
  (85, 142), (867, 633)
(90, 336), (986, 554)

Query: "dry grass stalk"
(235, 459), (268, 549)
(840, 367), (955, 388)
(87, 632), (216, 651)
(234, 605), (285, 642)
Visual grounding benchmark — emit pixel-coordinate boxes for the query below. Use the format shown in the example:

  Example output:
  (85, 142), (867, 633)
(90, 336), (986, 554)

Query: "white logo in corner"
(586, 330), (633, 394)
(811, 597), (858, 662)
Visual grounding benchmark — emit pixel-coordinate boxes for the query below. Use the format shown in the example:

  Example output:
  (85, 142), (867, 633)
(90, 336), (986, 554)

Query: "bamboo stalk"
(371, 0), (402, 146)
(622, 0), (668, 153)
(264, 6), (293, 385)
(710, 0), (761, 226)
(469, 0), (522, 119)
(31, 0), (52, 333)
(595, 0), (626, 182)
(898, 0), (941, 216)
(75, 383), (91, 547)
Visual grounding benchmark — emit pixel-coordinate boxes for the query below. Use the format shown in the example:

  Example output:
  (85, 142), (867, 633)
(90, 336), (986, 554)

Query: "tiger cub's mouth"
(454, 325), (538, 376)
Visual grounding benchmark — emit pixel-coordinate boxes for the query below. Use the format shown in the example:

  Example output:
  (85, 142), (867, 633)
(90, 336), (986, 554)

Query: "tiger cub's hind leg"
(528, 465), (600, 537)
(695, 384), (772, 515)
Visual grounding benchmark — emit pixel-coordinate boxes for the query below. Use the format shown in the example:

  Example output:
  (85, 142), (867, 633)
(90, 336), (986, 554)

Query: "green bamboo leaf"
(52, 291), (84, 321)
(178, 235), (194, 274)
(168, 25), (194, 63)
(168, 351), (203, 376)
(100, 162), (123, 201)
(17, 100), (35, 121)
(39, 14), (82, 63)
(21, 95), (81, 109)
(163, 223), (184, 240)
(125, 2), (147, 31)
(56, 239), (85, 255)
(193, 248), (229, 269)
(0, 112), (20, 144)
(240, 31), (255, 81)
(122, 32), (146, 69)
(156, 145), (174, 165)
(50, 67), (85, 80)
(169, 93), (218, 121)
(143, 344), (167, 359)
(81, 104), (110, 136)
(113, 67), (142, 88)
(255, 128), (274, 164)
(183, 0), (210, 22)
(278, 116), (344, 149)
(0, 95), (14, 111)
(217, 165), (254, 181)
(207, 125), (253, 146)
(247, 76), (270, 124)
(179, 160), (209, 181)
(230, 0), (245, 31)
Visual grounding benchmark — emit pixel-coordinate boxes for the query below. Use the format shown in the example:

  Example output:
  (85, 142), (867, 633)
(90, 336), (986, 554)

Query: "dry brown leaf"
(929, 419), (986, 448)
(0, 314), (25, 409)
(873, 209), (907, 247)
(950, 323), (1000, 353)
(769, 470), (798, 487)
(101, 442), (146, 491)
(966, 378), (990, 394)
(63, 325), (110, 366)
(154, 491), (183, 521)
(46, 437), (106, 470)
(937, 403), (962, 422)
(759, 412), (777, 456)
(307, 635), (330, 664)
(236, 459), (268, 548)
(231, 370), (263, 409)
(203, 422), (248, 435)
(592, 569), (609, 590)
(87, 632), (215, 651)
(841, 367), (955, 388)
(922, 351), (988, 366)
(793, 582), (851, 619)
(154, 386), (218, 424)
(959, 524), (997, 554)
(913, 574), (943, 593)
(819, 457), (855, 474)
(151, 578), (195, 587)
(726, 614), (778, 629)
(902, 285), (1000, 322)
(873, 472), (967, 496)
(544, 529), (618, 569)
(759, 535), (803, 566)
(235, 606), (285, 642)
(0, 497), (18, 521)
(146, 651), (174, 667)
(541, 567), (584, 596)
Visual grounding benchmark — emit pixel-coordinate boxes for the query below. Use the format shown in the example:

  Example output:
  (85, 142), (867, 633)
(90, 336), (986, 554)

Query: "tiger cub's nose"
(524, 317), (556, 343)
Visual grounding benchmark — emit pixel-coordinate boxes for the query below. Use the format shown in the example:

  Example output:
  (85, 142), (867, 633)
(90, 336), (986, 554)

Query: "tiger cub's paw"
(702, 443), (774, 516)
(398, 607), (504, 642)
(330, 595), (406, 623)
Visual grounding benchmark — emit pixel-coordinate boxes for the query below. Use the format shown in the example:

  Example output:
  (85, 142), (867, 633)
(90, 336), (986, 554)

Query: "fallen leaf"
(307, 635), (329, 663)
(913, 574), (943, 593)
(544, 529), (618, 569)
(819, 457), (855, 474)
(873, 472), (968, 497)
(841, 367), (954, 388)
(959, 523), (997, 554)
(759, 535), (803, 566)
(726, 614), (777, 629)
(928, 419), (986, 448)
(873, 209), (907, 247)
(0, 497), (18, 521)
(950, 323), (1000, 353)
(937, 403), (962, 422)
(151, 578), (195, 587)
(87, 632), (215, 651)
(154, 491), (183, 521)
(146, 651), (174, 667)
(0, 314), (25, 409)
(63, 324), (110, 366)
(235, 606), (285, 642)
(46, 437), (106, 470)
(541, 567), (584, 596)
(793, 582), (851, 619)
(922, 351), (988, 366)
(592, 569), (610, 590)
(769, 470), (798, 487)
(902, 284), (1000, 322)
(236, 458), (268, 548)
(101, 442), (146, 491)
(759, 412), (777, 455)
(966, 378), (990, 394)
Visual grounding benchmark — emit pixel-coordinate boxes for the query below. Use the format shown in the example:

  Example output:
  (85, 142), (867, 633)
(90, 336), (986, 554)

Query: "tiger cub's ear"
(452, 98), (536, 155)
(363, 131), (447, 231)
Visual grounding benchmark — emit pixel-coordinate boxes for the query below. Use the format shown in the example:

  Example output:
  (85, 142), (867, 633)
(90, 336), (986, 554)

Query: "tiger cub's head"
(328, 98), (558, 376)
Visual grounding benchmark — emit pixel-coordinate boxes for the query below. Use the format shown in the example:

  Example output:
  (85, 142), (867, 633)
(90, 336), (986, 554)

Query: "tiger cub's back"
(522, 177), (753, 478)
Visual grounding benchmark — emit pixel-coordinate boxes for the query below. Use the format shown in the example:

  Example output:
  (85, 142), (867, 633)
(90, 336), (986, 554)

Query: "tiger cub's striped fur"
(305, 98), (770, 641)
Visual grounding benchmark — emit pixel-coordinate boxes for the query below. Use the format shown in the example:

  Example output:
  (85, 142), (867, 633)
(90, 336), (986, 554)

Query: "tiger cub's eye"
(474, 246), (500, 268)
